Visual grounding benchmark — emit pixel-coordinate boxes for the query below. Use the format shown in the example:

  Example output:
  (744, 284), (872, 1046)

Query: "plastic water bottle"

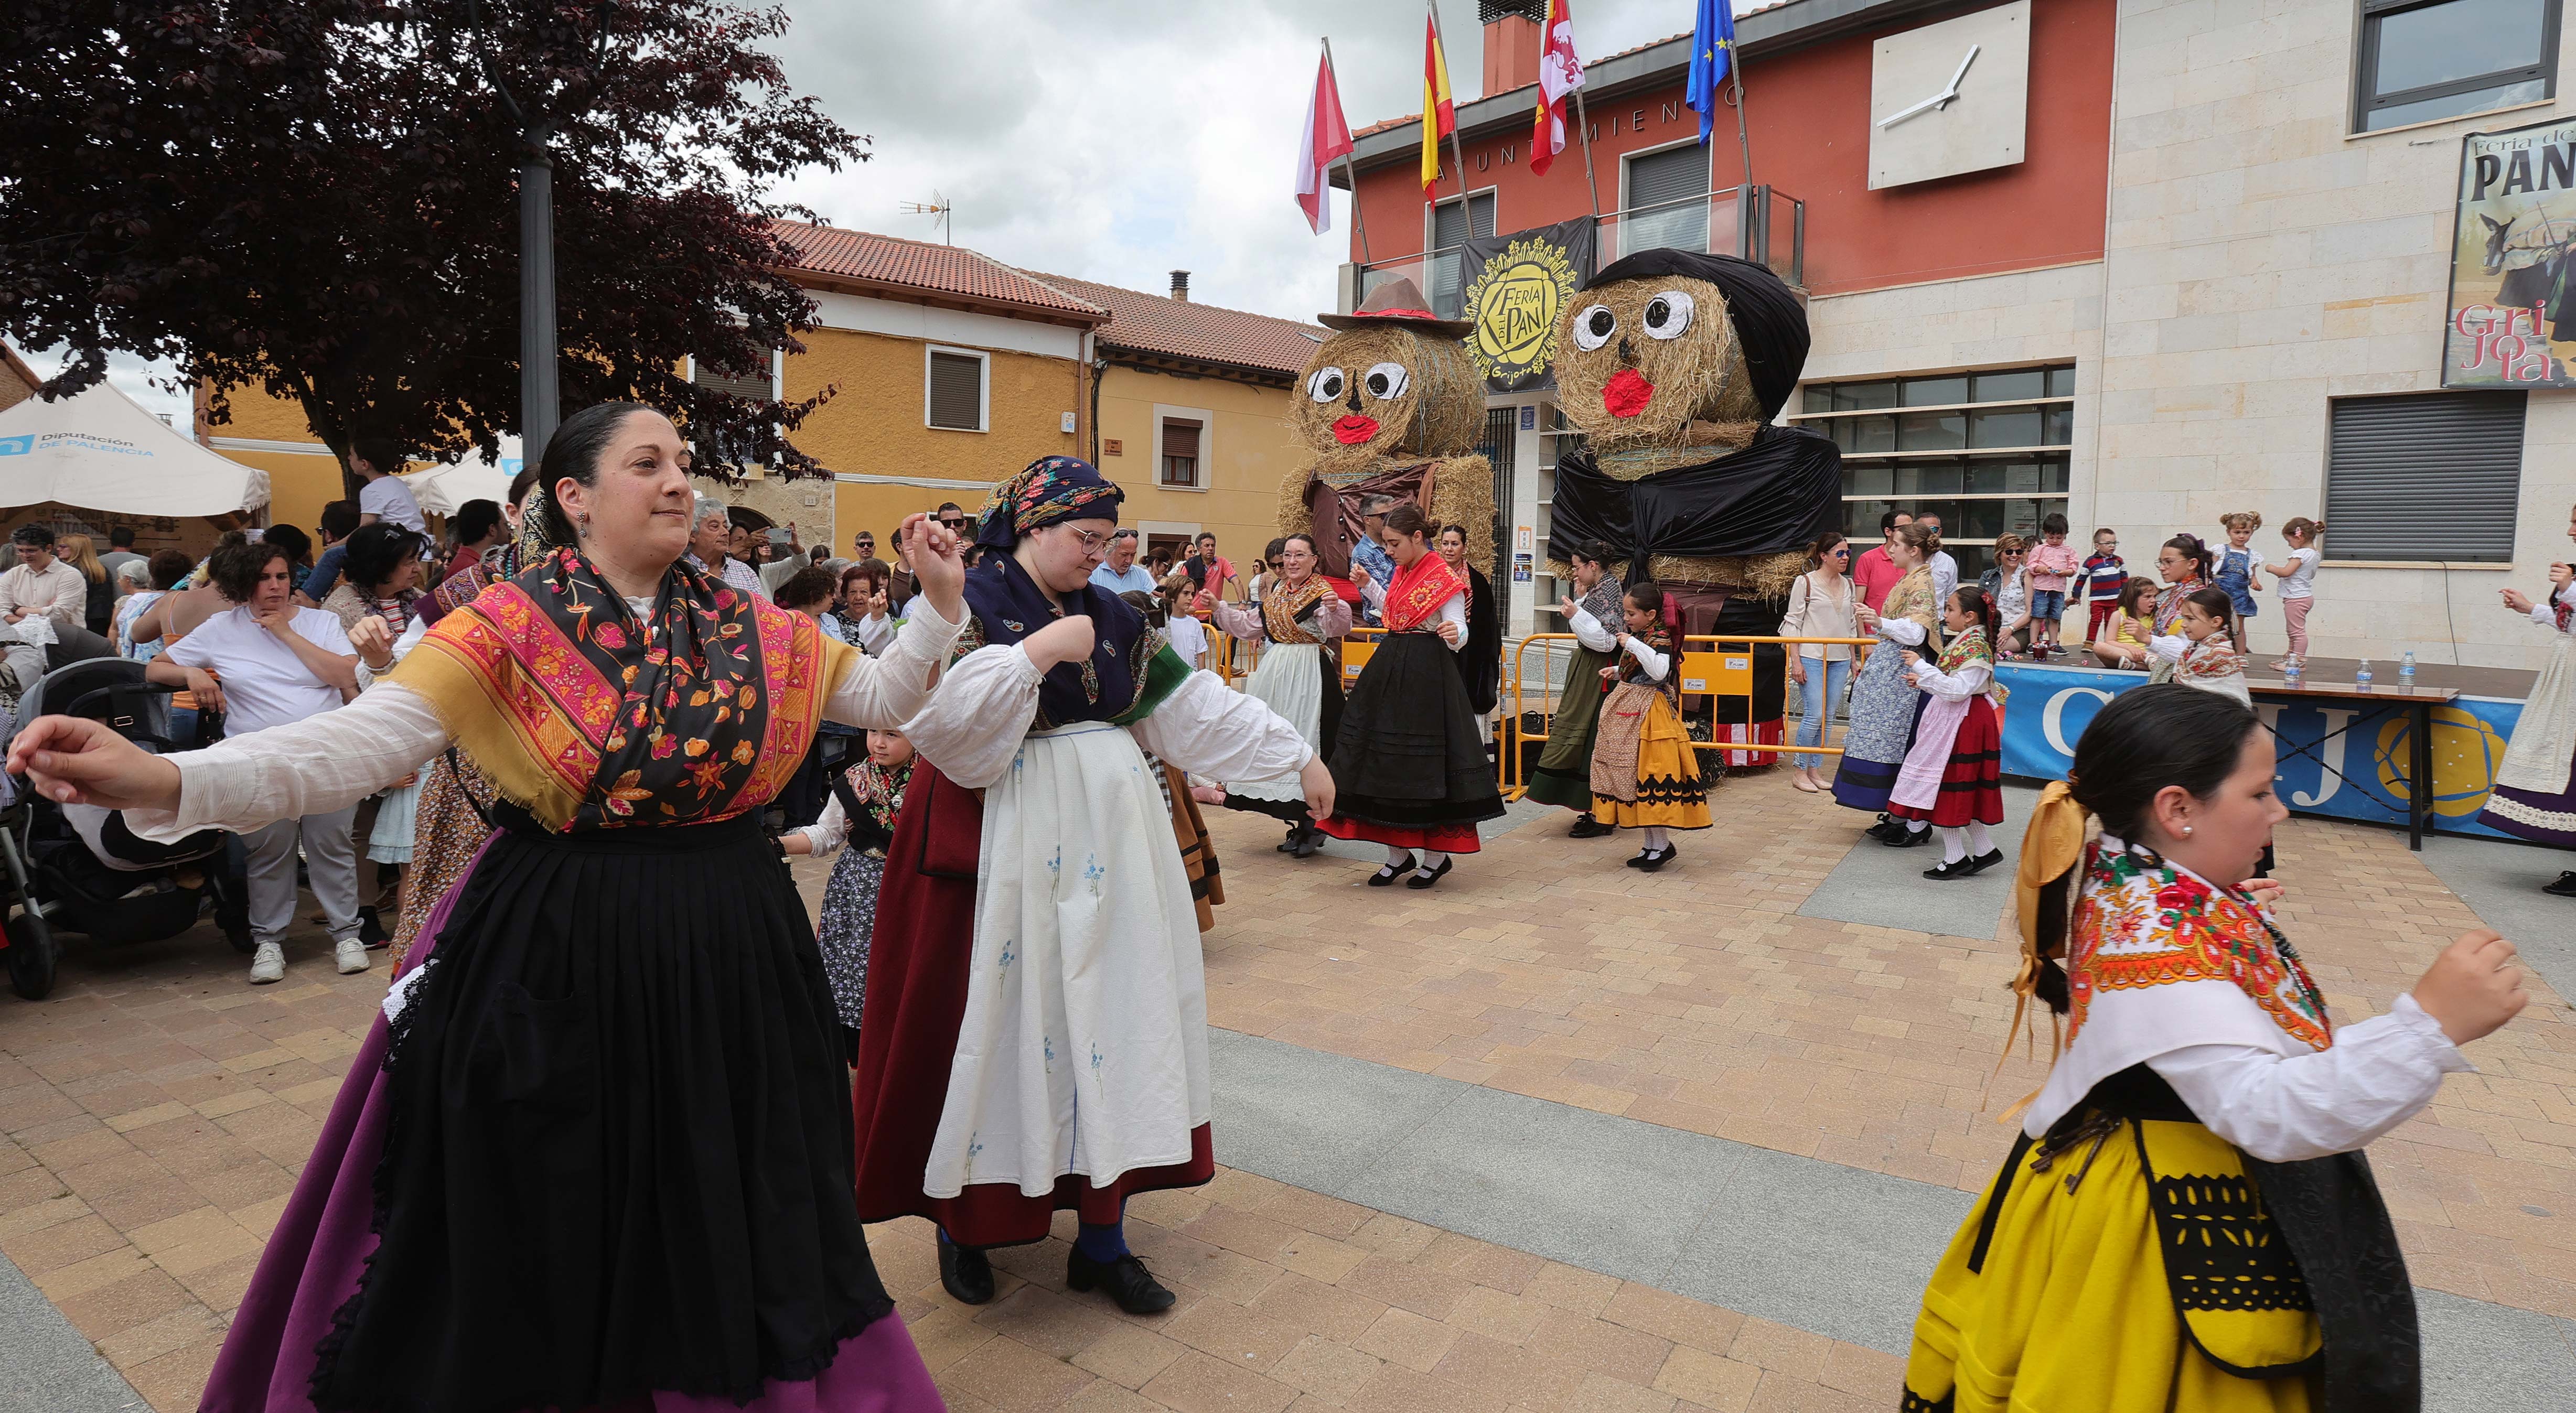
(2282, 657), (2303, 687)
(2400, 651), (2417, 686)
(2355, 659), (2374, 692)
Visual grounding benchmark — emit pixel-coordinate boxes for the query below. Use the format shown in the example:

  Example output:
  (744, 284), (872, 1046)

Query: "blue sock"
(1074, 1220), (1128, 1263)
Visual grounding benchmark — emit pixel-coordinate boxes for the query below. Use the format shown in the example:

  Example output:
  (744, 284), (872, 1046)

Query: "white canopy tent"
(398, 461), (515, 519)
(0, 381), (270, 515)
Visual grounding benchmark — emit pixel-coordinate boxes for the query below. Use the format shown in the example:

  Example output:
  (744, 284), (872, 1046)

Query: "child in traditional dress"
(1588, 583), (1712, 870)
(2264, 517), (2323, 670)
(783, 727), (915, 1063)
(1890, 587), (2008, 880)
(1902, 684), (2526, 1413)
(2153, 586), (2252, 705)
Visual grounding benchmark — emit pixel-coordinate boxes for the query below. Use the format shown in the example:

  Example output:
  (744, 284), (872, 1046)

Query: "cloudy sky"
(37, 0), (1724, 426)
(768, 0), (1711, 323)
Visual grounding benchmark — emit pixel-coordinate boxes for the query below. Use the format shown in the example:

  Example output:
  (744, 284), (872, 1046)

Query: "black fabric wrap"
(1546, 426), (1842, 570)
(1456, 567), (1501, 716)
(1582, 249), (1810, 420)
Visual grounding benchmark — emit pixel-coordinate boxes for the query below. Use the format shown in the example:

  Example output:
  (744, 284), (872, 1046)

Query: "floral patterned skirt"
(391, 751), (498, 967)
(814, 848), (884, 1038)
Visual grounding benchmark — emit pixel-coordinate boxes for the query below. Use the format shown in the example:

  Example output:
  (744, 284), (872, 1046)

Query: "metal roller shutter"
(2324, 392), (2524, 562)
(1628, 144), (1709, 209)
(1431, 193), (1494, 251)
(690, 358), (772, 403)
(927, 352), (983, 431)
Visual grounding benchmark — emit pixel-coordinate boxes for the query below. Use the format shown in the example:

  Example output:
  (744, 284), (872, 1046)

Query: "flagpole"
(1730, 57), (1754, 190)
(1572, 85), (1600, 221)
(1433, 0), (1473, 214)
(1323, 37), (1371, 265)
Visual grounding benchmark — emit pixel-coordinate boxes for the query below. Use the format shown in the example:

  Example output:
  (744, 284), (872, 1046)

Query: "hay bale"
(1425, 452), (1495, 575)
(1549, 274), (1762, 455)
(1290, 326), (1484, 459)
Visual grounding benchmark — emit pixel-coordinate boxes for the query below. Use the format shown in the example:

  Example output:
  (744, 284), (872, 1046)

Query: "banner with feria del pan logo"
(2444, 114), (2576, 389)
(1458, 218), (1595, 393)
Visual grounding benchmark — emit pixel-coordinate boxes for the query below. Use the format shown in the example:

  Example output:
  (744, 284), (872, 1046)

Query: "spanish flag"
(1421, 10), (1456, 195)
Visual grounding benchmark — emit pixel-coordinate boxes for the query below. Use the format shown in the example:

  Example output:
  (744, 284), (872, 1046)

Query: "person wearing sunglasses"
(1780, 532), (1858, 793)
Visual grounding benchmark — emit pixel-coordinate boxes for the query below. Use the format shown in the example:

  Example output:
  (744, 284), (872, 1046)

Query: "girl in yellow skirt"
(1905, 684), (2528, 1413)
(1590, 583), (1711, 870)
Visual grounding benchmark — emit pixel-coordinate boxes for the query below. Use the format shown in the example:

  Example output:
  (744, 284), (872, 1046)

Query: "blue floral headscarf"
(974, 456), (1124, 550)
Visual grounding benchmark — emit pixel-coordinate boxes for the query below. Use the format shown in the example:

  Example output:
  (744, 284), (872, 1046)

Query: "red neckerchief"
(1382, 551), (1468, 633)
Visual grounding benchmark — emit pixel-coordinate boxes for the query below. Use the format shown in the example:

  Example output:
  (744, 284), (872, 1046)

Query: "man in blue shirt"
(1089, 528), (1160, 597)
(1347, 495), (1399, 627)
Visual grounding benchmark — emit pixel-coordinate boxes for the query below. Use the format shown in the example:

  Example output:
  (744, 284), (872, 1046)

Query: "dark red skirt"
(1886, 696), (2004, 828)
(1311, 817), (1485, 853)
(849, 765), (1214, 1249)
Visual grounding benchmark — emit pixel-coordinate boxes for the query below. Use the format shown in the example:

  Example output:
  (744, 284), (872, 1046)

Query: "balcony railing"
(1350, 185), (1805, 321)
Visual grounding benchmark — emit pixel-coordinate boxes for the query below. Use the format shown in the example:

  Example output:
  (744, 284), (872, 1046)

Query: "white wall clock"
(1867, 0), (2031, 191)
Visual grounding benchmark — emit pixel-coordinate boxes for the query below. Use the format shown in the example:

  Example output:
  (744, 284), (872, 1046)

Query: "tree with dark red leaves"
(0, 1), (870, 487)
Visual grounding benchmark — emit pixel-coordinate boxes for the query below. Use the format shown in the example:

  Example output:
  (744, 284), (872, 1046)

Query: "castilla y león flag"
(1294, 45), (1355, 235)
(1529, 0), (1586, 177)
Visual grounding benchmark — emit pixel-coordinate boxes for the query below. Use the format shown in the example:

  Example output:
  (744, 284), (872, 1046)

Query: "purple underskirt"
(197, 838), (943, 1413)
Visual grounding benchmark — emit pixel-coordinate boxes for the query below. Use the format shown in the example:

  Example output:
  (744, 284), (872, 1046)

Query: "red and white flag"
(1294, 45), (1355, 235)
(1529, 0), (1586, 177)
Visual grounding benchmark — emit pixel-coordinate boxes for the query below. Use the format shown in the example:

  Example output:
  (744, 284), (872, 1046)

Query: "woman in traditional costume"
(1207, 532), (1350, 857)
(17, 401), (964, 1412)
(2479, 503), (2576, 891)
(1440, 523), (1501, 728)
(389, 466), (542, 965)
(1902, 684), (2526, 1413)
(851, 457), (1328, 1319)
(1313, 504), (1507, 888)
(1530, 542), (1624, 835)
(1831, 521), (1941, 828)
(2154, 586), (2255, 707)
(1588, 583), (1711, 870)
(1888, 587), (2008, 880)
(2145, 533), (2216, 685)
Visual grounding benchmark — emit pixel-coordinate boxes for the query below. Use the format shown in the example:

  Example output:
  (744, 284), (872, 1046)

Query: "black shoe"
(1634, 845), (1677, 873)
(357, 905), (390, 948)
(1367, 861), (1411, 886)
(1963, 849), (2005, 876)
(1865, 816), (1904, 843)
(1923, 856), (1978, 880)
(939, 1239), (995, 1306)
(1568, 815), (1614, 839)
(1277, 827), (1302, 853)
(1880, 825), (1934, 848)
(2544, 871), (2576, 898)
(1067, 1249), (1176, 1314)
(1405, 857), (1454, 889)
(1293, 825), (1326, 858)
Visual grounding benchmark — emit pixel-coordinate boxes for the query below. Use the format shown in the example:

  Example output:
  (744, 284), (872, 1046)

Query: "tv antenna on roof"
(900, 192), (953, 245)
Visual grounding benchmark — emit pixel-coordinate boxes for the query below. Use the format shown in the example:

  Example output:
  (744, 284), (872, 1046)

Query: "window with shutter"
(927, 351), (984, 432)
(1429, 193), (1496, 320)
(690, 357), (775, 403)
(2325, 392), (2524, 562)
(1624, 144), (1711, 258)
(1160, 418), (1204, 488)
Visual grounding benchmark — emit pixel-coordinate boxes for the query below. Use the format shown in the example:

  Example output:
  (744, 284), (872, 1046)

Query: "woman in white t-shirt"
(148, 540), (365, 985)
(2263, 517), (2324, 668)
(1779, 533), (1858, 793)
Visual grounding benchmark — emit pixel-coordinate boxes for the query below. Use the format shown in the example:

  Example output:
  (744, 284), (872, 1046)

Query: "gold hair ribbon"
(1988, 778), (2092, 1123)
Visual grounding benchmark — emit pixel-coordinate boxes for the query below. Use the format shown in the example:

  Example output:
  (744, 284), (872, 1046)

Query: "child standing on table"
(782, 727), (917, 1064)
(2265, 517), (2323, 670)
(1589, 583), (1712, 871)
(2080, 528), (2126, 645)
(2152, 586), (2253, 706)
(1888, 587), (2008, 880)
(2024, 513), (2079, 657)
(2215, 511), (2264, 642)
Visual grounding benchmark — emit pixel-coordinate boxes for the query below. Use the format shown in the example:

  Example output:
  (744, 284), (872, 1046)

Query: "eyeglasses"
(1830, 547), (1851, 557)
(938, 517), (967, 530)
(1065, 527), (1110, 554)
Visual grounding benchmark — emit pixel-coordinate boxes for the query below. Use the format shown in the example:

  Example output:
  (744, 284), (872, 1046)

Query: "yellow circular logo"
(2372, 705), (2511, 818)
(1464, 236), (1581, 390)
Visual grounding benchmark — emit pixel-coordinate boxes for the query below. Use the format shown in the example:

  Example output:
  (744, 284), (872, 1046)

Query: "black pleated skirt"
(308, 806), (894, 1413)
(1327, 630), (1507, 830)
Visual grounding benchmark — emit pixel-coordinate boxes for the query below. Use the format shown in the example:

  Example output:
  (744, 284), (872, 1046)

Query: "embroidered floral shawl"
(1881, 565), (1942, 653)
(2066, 842), (2330, 1053)
(2152, 577), (2207, 636)
(392, 548), (853, 832)
(954, 552), (1187, 730)
(1381, 551), (1468, 634)
(1935, 623), (1990, 676)
(1616, 620), (1681, 705)
(2181, 632), (2246, 684)
(1260, 576), (1335, 645)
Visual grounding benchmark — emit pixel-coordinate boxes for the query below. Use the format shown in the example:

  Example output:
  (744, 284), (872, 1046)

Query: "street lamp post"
(518, 128), (559, 456)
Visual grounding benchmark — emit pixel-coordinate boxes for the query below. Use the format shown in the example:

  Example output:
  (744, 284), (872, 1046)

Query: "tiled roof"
(1027, 273), (1324, 377)
(769, 221), (1107, 322)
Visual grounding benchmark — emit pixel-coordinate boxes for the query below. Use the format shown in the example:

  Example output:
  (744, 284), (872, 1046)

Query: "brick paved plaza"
(3, 772), (2573, 1412)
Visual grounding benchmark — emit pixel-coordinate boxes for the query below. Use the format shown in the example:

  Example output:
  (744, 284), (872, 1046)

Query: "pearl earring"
(2181, 825), (2194, 836)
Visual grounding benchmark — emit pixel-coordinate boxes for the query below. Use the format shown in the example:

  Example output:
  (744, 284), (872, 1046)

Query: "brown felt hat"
(1317, 276), (1475, 338)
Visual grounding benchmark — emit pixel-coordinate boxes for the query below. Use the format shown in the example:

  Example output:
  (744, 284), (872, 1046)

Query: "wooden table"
(2244, 677), (2459, 850)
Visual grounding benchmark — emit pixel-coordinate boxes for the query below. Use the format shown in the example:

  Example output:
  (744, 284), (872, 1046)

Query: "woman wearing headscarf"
(852, 457), (1327, 1321)
(17, 402), (968, 1411)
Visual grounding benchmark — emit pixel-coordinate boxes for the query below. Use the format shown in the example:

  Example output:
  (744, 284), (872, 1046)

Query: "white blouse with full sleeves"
(124, 594), (967, 843)
(1207, 592), (1353, 643)
(1567, 605), (1618, 654)
(1903, 655), (1993, 701)
(902, 642), (1315, 793)
(1358, 574), (1466, 651)
(1618, 634), (1671, 682)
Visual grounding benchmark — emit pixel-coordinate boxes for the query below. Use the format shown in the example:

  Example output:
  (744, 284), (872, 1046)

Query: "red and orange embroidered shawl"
(2065, 842), (2331, 1053)
(391, 548), (854, 832)
(1380, 552), (1467, 634)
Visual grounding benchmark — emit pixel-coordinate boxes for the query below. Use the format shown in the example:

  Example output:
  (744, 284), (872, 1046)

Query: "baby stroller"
(1, 656), (248, 1000)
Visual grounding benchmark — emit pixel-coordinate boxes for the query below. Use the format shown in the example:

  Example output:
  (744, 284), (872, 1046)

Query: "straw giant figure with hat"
(1278, 277), (1495, 603)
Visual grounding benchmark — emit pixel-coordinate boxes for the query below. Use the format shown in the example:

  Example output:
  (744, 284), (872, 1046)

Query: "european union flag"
(1687, 0), (1735, 146)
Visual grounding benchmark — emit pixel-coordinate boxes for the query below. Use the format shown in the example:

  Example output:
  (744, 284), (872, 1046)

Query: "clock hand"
(1944, 44), (1981, 98)
(1878, 88), (1951, 129)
